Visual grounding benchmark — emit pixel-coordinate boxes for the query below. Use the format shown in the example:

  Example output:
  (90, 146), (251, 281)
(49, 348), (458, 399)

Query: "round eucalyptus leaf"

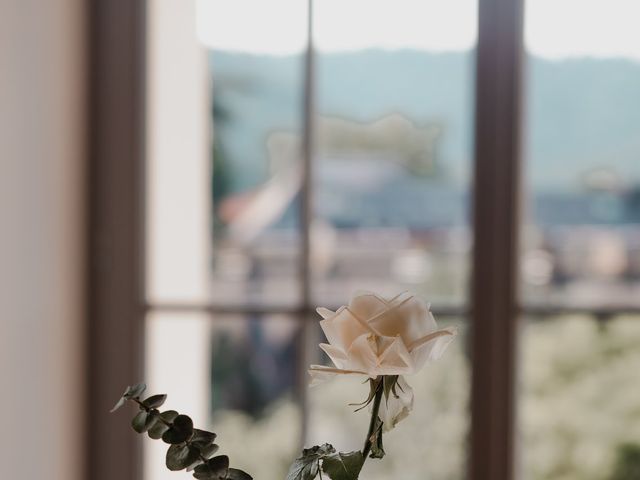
(148, 420), (170, 439)
(143, 394), (167, 409)
(162, 414), (194, 444)
(195, 443), (219, 460)
(193, 455), (229, 480)
(132, 411), (149, 433)
(161, 410), (179, 422)
(125, 383), (147, 399)
(166, 444), (200, 471)
(227, 468), (253, 480)
(192, 429), (217, 444)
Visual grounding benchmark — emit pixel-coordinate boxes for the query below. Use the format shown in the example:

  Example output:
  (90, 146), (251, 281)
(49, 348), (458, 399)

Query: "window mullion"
(297, 0), (316, 447)
(470, 0), (525, 479)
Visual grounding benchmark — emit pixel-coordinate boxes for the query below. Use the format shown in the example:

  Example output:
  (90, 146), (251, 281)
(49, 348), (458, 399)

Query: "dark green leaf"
(166, 444), (200, 471)
(321, 451), (364, 480)
(369, 417), (385, 459)
(125, 383), (147, 399)
(194, 443), (219, 459)
(110, 396), (127, 413)
(143, 394), (167, 409)
(227, 468), (253, 480)
(286, 444), (335, 480)
(192, 429), (217, 444)
(148, 421), (170, 439)
(186, 458), (204, 472)
(161, 410), (179, 422)
(162, 414), (194, 444)
(192, 455), (229, 480)
(132, 410), (158, 433)
(148, 410), (179, 439)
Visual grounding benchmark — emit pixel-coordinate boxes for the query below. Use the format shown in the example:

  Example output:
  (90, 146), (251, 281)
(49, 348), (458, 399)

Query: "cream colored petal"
(308, 365), (367, 386)
(377, 376), (414, 432)
(316, 307), (335, 319)
(320, 307), (371, 350)
(409, 326), (458, 371)
(319, 343), (348, 369)
(348, 292), (390, 320)
(375, 336), (415, 376)
(343, 334), (379, 377)
(368, 294), (433, 345)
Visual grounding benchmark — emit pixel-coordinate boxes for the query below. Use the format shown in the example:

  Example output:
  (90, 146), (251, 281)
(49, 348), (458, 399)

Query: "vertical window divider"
(298, 0), (316, 447)
(471, 0), (525, 479)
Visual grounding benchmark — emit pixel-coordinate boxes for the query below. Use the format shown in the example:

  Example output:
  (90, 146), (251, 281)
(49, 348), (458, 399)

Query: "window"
(89, 1), (640, 480)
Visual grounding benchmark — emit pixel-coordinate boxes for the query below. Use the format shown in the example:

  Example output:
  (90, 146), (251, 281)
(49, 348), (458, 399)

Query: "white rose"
(309, 291), (457, 430)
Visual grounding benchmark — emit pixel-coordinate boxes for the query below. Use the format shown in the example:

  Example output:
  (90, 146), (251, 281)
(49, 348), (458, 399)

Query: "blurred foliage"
(609, 443), (640, 480)
(210, 316), (640, 480)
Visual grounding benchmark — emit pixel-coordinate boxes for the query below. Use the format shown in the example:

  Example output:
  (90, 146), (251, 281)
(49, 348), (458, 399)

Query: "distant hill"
(209, 49), (640, 226)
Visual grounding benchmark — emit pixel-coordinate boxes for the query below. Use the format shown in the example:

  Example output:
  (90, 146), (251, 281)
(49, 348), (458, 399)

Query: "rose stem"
(361, 377), (384, 462)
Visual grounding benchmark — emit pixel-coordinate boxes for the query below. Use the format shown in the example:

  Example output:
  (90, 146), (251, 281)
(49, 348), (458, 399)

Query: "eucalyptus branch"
(111, 383), (252, 480)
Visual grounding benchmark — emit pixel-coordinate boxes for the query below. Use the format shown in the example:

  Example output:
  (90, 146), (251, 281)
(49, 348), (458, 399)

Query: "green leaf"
(162, 414), (194, 444)
(132, 410), (158, 433)
(369, 417), (385, 459)
(111, 383), (147, 412)
(110, 396), (127, 413)
(166, 444), (200, 471)
(286, 444), (335, 480)
(143, 394), (167, 409)
(192, 429), (217, 444)
(321, 451), (364, 480)
(161, 410), (179, 422)
(148, 421), (170, 439)
(227, 468), (253, 480)
(192, 455), (229, 480)
(194, 443), (219, 459)
(148, 410), (179, 439)
(185, 444), (219, 472)
(125, 383), (147, 399)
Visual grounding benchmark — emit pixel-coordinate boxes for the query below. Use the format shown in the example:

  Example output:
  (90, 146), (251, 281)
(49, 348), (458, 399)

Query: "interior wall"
(0, 1), (86, 479)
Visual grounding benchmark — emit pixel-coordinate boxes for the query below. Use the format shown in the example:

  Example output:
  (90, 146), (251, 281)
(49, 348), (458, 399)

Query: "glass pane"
(199, 0), (308, 308)
(308, 318), (469, 480)
(145, 311), (212, 480)
(521, 0), (640, 309)
(209, 314), (302, 478)
(311, 0), (477, 308)
(146, 0), (211, 304)
(519, 315), (640, 480)
(145, 312), (302, 480)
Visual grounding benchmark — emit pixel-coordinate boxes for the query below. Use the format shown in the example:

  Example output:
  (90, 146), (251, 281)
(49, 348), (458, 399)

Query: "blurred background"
(2, 0), (640, 479)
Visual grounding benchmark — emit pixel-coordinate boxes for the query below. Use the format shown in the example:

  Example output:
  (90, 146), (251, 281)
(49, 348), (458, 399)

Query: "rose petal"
(316, 307), (335, 319)
(319, 343), (348, 369)
(308, 365), (367, 386)
(344, 334), (379, 377)
(376, 336), (414, 375)
(377, 376), (414, 432)
(320, 307), (376, 350)
(368, 294), (435, 345)
(349, 292), (390, 320)
(409, 326), (458, 371)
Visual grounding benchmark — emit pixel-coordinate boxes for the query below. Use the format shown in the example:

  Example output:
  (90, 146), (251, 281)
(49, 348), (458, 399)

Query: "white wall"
(0, 1), (86, 479)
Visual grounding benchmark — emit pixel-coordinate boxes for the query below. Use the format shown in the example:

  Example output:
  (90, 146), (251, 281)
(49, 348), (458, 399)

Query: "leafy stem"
(361, 377), (384, 462)
(112, 383), (252, 480)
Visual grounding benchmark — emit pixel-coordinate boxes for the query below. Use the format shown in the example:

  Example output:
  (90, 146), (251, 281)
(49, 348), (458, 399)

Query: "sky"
(196, 0), (640, 60)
